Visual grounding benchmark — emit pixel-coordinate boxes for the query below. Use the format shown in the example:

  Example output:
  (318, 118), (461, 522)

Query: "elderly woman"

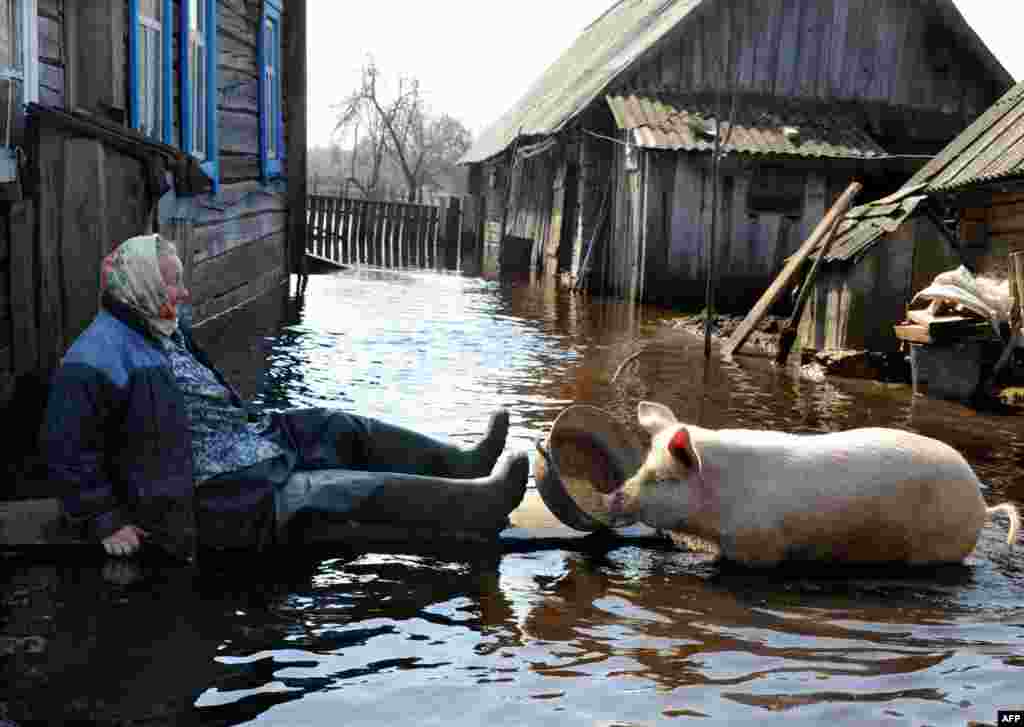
(42, 235), (528, 560)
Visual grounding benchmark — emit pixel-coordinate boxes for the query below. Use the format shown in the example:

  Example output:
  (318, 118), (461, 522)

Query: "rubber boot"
(277, 450), (529, 537)
(361, 409), (510, 479)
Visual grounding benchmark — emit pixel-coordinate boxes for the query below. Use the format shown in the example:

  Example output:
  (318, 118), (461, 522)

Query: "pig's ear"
(637, 401), (678, 435)
(667, 425), (700, 472)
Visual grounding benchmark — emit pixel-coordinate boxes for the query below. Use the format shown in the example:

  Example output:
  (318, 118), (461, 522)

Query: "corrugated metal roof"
(607, 93), (887, 158)
(825, 82), (1024, 265)
(823, 185), (929, 263)
(460, 0), (1012, 167)
(915, 81), (1024, 192)
(460, 0), (705, 164)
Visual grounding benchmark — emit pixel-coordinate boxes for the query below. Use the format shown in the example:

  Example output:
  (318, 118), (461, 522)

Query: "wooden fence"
(307, 195), (465, 270)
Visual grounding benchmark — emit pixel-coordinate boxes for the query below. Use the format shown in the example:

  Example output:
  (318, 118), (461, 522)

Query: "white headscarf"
(100, 234), (183, 337)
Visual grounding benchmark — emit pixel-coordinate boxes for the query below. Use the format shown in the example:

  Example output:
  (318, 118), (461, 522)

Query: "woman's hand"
(102, 524), (149, 557)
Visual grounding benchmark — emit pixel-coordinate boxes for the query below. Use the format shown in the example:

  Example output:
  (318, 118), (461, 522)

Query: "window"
(129, 0), (171, 142)
(748, 166), (805, 217)
(0, 0), (38, 145)
(182, 0), (218, 190)
(129, 0), (218, 191)
(259, 0), (283, 180)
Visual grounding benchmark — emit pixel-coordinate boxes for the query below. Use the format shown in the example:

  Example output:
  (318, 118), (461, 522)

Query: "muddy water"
(2, 267), (1023, 726)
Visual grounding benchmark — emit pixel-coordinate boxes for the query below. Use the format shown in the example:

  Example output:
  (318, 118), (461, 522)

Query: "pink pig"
(605, 401), (1020, 567)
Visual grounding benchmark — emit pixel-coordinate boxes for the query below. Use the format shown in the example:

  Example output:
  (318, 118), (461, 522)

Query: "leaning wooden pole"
(774, 211), (844, 365)
(723, 180), (862, 358)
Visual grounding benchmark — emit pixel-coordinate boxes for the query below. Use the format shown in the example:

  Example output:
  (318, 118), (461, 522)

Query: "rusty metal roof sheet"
(822, 185), (929, 263)
(914, 81), (1024, 192)
(825, 82), (1024, 265)
(459, 0), (704, 164)
(607, 92), (887, 158)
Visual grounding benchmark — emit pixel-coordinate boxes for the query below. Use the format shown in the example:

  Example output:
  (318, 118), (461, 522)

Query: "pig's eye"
(667, 429), (694, 469)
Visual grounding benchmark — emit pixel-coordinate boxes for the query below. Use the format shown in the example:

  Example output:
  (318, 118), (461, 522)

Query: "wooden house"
(461, 0), (1013, 315)
(803, 80), (1024, 353)
(0, 0), (308, 408)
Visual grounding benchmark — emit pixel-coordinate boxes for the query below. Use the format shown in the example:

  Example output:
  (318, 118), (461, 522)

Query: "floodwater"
(3, 266), (1023, 726)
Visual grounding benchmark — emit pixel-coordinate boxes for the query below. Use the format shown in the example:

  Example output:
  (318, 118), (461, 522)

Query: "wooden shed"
(0, 0), (308, 404)
(461, 0), (1013, 313)
(803, 80), (1024, 354)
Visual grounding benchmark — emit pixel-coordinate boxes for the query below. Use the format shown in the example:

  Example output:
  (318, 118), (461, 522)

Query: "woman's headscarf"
(100, 234), (183, 337)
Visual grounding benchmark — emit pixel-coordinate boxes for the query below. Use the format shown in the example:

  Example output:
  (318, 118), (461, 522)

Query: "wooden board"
(193, 266), (285, 324)
(61, 139), (108, 351)
(9, 201), (37, 374)
(36, 129), (65, 372)
(724, 181), (861, 357)
(191, 232), (284, 302)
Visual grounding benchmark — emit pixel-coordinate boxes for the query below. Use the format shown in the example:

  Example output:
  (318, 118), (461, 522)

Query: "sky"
(306, 1), (1024, 150)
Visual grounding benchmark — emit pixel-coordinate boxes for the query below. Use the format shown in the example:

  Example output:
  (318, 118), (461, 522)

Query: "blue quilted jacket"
(42, 295), (277, 558)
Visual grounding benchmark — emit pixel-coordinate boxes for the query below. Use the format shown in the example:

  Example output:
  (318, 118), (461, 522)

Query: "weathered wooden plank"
(9, 201), (38, 373)
(338, 197), (350, 263)
(0, 265), (9, 321)
(376, 202), (388, 267)
(727, 174), (751, 277)
(39, 62), (64, 108)
(38, 0), (63, 20)
(104, 151), (150, 250)
(193, 265), (285, 325)
(0, 202), (7, 264)
(642, 154), (670, 299)
(193, 210), (287, 268)
(329, 197), (341, 261)
(374, 201), (387, 265)
(752, 0), (783, 94)
(669, 156), (703, 282)
(219, 76), (259, 116)
(196, 186), (285, 226)
(775, 0), (803, 97)
(36, 130), (64, 372)
(797, 0), (825, 98)
(401, 203), (413, 267)
(724, 181), (861, 357)
(220, 154), (262, 183)
(388, 203), (400, 267)
(218, 28), (258, 78)
(75, 0), (125, 112)
(219, 109), (260, 155)
(690, 12), (704, 90)
(192, 232), (284, 302)
(829, 0), (851, 97)
(39, 16), (63, 66)
(800, 172), (827, 250)
(61, 139), (108, 351)
(735, 0), (758, 92)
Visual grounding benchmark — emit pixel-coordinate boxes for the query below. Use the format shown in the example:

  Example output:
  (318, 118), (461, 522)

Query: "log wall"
(616, 0), (1007, 148)
(1, 0), (297, 404)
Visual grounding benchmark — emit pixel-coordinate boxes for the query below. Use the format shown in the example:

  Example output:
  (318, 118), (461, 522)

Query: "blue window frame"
(128, 0), (172, 143)
(130, 0), (218, 192)
(182, 0), (219, 191)
(259, 0), (283, 181)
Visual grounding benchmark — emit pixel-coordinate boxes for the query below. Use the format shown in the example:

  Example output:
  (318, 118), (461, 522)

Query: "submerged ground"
(2, 267), (1022, 726)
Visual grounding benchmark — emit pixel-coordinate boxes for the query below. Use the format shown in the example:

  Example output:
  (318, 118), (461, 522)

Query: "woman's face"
(158, 255), (190, 315)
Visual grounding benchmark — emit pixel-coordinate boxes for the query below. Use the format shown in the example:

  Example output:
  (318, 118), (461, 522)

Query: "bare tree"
(334, 62), (392, 200)
(334, 58), (472, 202)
